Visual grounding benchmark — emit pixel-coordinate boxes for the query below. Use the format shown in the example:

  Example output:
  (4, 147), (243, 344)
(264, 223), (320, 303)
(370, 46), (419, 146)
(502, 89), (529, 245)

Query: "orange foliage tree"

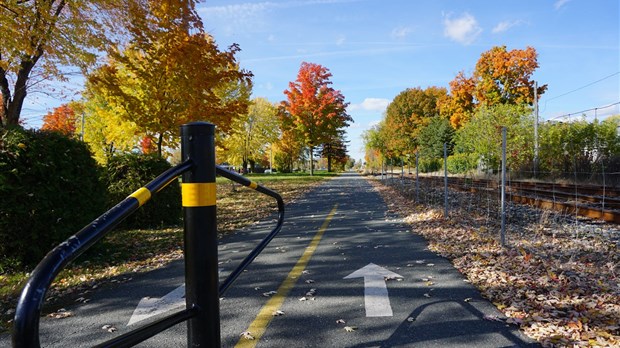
(139, 136), (156, 154)
(41, 104), (78, 137)
(281, 62), (351, 175)
(440, 46), (547, 129)
(86, 1), (252, 157)
(438, 72), (476, 128)
(474, 46), (547, 106)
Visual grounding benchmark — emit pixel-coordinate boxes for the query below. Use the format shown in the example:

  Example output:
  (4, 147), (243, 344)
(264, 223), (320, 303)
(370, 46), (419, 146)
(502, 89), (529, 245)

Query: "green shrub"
(105, 153), (181, 229)
(417, 157), (442, 173)
(0, 128), (107, 270)
(447, 153), (479, 174)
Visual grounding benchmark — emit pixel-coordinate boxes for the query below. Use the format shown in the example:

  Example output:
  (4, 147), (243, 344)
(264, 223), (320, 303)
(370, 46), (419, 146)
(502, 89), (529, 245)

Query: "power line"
(542, 71), (620, 111)
(547, 101), (620, 121)
(545, 72), (620, 103)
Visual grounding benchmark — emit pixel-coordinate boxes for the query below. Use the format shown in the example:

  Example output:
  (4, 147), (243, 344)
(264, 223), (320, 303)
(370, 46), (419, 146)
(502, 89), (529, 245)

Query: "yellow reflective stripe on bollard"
(129, 187), (152, 207)
(248, 181), (258, 190)
(182, 183), (216, 207)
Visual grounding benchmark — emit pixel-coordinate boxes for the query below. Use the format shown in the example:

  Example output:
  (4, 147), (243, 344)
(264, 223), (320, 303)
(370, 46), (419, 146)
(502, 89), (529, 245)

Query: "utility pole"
(533, 81), (539, 177)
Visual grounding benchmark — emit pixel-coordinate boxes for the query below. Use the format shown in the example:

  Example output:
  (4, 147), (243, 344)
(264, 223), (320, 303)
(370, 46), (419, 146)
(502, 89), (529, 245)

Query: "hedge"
(0, 128), (107, 270)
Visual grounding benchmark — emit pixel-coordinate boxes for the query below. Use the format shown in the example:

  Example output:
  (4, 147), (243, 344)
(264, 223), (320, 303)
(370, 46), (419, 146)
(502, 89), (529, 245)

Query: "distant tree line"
(363, 45), (620, 180)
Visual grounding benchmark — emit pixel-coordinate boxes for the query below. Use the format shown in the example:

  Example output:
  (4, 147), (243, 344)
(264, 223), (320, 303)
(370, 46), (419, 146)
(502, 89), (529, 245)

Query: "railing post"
(181, 122), (220, 347)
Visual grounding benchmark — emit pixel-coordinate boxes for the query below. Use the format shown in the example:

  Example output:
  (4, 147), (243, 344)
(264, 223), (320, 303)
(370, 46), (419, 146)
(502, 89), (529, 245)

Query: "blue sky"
(21, 0), (619, 162)
(197, 0), (620, 162)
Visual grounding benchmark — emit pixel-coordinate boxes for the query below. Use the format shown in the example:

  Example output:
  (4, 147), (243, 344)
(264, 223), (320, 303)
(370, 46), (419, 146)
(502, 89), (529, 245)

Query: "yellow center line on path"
(234, 204), (339, 348)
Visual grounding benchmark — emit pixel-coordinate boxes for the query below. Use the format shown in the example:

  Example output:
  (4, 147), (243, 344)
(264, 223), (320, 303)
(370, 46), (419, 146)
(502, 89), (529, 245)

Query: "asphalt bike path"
(2, 173), (537, 347)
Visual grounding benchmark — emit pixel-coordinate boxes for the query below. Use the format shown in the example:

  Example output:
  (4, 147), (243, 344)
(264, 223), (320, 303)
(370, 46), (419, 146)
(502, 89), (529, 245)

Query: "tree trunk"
(327, 153), (332, 172)
(157, 133), (164, 157)
(0, 66), (10, 128)
(309, 146), (314, 176)
(1, 43), (45, 128)
(4, 63), (35, 127)
(249, 159), (256, 173)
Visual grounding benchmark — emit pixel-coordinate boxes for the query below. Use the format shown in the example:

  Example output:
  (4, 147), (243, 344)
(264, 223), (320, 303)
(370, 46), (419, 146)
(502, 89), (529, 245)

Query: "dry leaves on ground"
(370, 178), (619, 347)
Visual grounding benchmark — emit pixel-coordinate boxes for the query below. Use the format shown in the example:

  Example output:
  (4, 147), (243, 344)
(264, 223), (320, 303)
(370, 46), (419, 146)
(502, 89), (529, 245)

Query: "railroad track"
(392, 174), (620, 223)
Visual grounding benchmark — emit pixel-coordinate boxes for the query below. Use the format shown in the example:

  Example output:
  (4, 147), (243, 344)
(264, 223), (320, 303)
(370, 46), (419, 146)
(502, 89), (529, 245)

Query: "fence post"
(180, 122), (220, 347)
(415, 152), (419, 203)
(501, 127), (507, 247)
(444, 142), (448, 218)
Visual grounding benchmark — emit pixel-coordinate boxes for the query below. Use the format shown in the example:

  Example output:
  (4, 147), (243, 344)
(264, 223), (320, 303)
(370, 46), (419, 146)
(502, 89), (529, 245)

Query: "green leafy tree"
(454, 104), (533, 170)
(321, 132), (348, 172)
(383, 86), (447, 157)
(418, 116), (455, 158)
(538, 117), (620, 178)
(362, 123), (388, 173)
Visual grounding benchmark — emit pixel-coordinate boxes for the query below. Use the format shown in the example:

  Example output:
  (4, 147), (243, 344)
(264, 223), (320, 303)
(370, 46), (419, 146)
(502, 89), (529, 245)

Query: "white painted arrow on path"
(128, 268), (226, 326)
(344, 263), (403, 317)
(128, 284), (186, 326)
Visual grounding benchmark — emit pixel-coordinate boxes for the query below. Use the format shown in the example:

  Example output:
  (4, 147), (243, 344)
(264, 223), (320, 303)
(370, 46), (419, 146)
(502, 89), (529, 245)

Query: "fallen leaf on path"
(48, 309), (72, 319)
(240, 331), (255, 340)
(483, 315), (504, 322)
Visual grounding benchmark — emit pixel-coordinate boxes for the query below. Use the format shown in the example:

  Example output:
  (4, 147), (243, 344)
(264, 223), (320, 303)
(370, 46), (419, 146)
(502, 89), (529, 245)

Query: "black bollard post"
(181, 122), (220, 347)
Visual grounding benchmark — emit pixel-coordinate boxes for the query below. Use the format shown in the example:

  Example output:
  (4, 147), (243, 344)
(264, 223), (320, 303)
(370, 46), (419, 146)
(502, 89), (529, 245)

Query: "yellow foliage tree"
(0, 0), (141, 128)
(84, 1), (252, 156)
(77, 94), (140, 164)
(222, 98), (280, 172)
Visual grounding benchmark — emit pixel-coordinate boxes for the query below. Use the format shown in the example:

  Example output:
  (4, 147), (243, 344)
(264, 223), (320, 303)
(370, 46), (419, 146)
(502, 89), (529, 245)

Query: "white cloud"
(492, 20), (523, 34)
(554, 0), (571, 10)
(349, 98), (390, 112)
(443, 13), (482, 45)
(199, 0), (367, 35)
(336, 34), (346, 46)
(391, 26), (412, 39)
(202, 1), (364, 18)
